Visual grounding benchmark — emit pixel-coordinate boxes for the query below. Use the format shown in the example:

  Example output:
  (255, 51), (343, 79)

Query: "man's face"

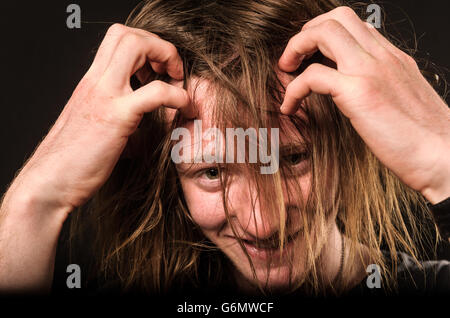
(172, 78), (322, 290)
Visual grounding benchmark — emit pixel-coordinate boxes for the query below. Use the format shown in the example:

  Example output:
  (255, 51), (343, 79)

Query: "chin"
(237, 263), (296, 293)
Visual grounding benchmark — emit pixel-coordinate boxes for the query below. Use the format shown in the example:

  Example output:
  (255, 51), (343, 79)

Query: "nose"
(227, 178), (281, 240)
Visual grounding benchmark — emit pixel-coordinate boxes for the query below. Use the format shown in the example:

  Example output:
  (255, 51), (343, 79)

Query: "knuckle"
(163, 43), (180, 62)
(286, 36), (297, 50)
(334, 6), (358, 20)
(107, 23), (127, 37)
(148, 80), (168, 94)
(119, 32), (141, 48)
(140, 29), (159, 40)
(401, 52), (418, 67)
(301, 21), (311, 31)
(305, 63), (323, 74)
(285, 80), (295, 94)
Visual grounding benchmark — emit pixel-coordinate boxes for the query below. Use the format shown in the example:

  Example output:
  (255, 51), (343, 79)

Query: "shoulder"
(386, 250), (450, 294)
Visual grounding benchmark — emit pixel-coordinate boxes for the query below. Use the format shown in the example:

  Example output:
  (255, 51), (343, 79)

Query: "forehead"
(166, 70), (296, 123)
(168, 74), (308, 172)
(167, 73), (305, 144)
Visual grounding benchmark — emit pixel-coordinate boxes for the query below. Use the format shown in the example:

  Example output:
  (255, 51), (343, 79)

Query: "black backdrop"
(1, 0), (449, 263)
(1, 0), (450, 193)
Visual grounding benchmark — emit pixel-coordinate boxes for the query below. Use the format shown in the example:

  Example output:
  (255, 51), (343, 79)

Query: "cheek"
(297, 173), (311, 200)
(180, 180), (226, 231)
(285, 172), (311, 203)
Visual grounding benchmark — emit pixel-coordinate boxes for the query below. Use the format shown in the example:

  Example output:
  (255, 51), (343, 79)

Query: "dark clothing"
(347, 197), (450, 295)
(347, 250), (450, 295)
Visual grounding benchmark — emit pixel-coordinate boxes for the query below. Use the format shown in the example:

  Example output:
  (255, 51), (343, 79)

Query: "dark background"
(0, 0), (449, 265)
(1, 0), (449, 192)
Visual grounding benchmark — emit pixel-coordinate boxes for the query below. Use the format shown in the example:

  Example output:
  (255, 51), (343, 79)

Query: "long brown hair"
(70, 0), (441, 296)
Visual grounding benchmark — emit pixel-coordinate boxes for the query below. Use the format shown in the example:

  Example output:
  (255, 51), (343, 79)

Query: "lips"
(238, 230), (301, 261)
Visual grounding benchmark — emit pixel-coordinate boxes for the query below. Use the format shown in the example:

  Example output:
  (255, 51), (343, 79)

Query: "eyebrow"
(175, 142), (307, 169)
(278, 142), (307, 154)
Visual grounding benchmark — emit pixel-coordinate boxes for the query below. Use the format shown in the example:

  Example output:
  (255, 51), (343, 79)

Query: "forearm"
(0, 175), (71, 293)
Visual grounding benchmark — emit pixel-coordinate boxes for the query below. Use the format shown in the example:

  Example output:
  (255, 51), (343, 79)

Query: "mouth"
(237, 229), (302, 261)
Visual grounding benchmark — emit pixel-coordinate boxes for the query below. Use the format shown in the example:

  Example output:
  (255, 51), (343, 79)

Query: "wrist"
(1, 172), (73, 225)
(420, 159), (450, 205)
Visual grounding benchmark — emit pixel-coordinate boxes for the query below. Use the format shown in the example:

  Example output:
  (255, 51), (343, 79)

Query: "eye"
(285, 153), (307, 166)
(204, 168), (220, 180)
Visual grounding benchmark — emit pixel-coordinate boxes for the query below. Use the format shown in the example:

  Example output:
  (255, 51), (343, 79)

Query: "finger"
(86, 24), (129, 78)
(280, 63), (348, 115)
(130, 33), (184, 79)
(102, 32), (184, 89)
(88, 24), (165, 79)
(126, 80), (195, 118)
(278, 20), (372, 73)
(364, 22), (416, 65)
(301, 7), (384, 57)
(129, 28), (175, 75)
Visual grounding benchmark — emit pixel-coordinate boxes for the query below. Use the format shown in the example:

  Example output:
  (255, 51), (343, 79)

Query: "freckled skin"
(175, 78), (343, 290)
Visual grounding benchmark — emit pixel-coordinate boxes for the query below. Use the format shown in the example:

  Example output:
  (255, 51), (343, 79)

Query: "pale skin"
(175, 80), (363, 291)
(0, 7), (449, 292)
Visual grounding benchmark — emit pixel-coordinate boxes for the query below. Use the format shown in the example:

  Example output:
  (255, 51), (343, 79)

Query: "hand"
(278, 7), (450, 204)
(8, 24), (193, 212)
